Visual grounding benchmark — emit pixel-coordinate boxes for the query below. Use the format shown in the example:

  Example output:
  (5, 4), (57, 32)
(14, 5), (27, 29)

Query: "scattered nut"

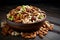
(20, 32), (36, 38)
(44, 22), (50, 28)
(46, 29), (48, 32)
(1, 21), (7, 28)
(39, 27), (43, 31)
(43, 28), (46, 31)
(8, 29), (13, 35)
(39, 34), (44, 38)
(11, 31), (20, 36)
(43, 31), (48, 35)
(36, 31), (39, 34)
(11, 32), (15, 36)
(1, 21), (54, 38)
(43, 24), (46, 28)
(14, 32), (20, 36)
(43, 28), (48, 32)
(49, 24), (54, 30)
(1, 25), (10, 35)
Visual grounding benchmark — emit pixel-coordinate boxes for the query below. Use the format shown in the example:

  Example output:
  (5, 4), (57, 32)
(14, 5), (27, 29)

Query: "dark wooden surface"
(0, 4), (60, 40)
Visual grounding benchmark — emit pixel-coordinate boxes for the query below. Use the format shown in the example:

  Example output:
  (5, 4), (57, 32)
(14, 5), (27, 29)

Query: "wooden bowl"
(6, 14), (46, 32)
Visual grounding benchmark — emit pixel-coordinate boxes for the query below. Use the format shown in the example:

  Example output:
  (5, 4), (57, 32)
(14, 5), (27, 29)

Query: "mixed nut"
(1, 21), (54, 38)
(7, 5), (45, 24)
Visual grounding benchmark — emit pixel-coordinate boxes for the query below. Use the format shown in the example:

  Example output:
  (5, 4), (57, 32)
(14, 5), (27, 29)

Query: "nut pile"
(1, 21), (54, 38)
(7, 5), (46, 24)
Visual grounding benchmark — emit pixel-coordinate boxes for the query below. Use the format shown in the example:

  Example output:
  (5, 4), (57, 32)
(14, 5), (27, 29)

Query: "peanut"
(20, 32), (36, 38)
(49, 24), (54, 30)
(39, 34), (44, 38)
(43, 24), (46, 28)
(43, 31), (48, 35)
